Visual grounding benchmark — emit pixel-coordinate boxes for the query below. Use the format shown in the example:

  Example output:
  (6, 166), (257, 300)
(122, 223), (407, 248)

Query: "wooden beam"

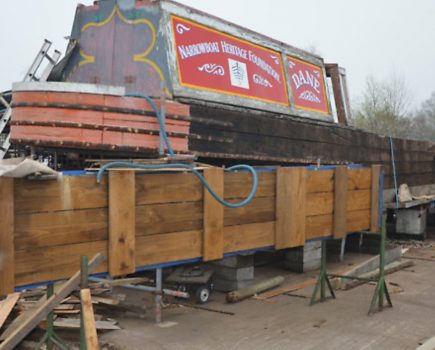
(0, 253), (105, 350)
(80, 288), (100, 350)
(275, 167), (307, 249)
(325, 63), (349, 126)
(333, 166), (348, 238)
(0, 293), (20, 329)
(370, 165), (382, 233)
(109, 170), (136, 276)
(0, 177), (14, 296)
(203, 168), (224, 261)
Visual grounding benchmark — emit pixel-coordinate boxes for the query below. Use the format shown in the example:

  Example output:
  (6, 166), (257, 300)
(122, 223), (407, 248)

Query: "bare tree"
(411, 92), (435, 141)
(350, 74), (413, 138)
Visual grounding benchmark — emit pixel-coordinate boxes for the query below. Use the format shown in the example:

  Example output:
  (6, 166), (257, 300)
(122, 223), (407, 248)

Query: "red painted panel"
(13, 92), (190, 117)
(10, 90), (191, 153)
(103, 113), (190, 134)
(287, 56), (329, 114)
(171, 16), (289, 106)
(12, 107), (104, 125)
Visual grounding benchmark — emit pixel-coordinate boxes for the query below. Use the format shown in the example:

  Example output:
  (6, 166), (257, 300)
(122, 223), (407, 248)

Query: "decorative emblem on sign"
(198, 63), (225, 76)
(299, 90), (321, 103)
(228, 59), (249, 89)
(270, 55), (279, 65)
(253, 74), (273, 88)
(176, 23), (191, 34)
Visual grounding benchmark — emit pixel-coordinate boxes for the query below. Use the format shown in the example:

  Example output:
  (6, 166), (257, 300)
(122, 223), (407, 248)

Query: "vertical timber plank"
(203, 168), (224, 261)
(109, 171), (135, 276)
(80, 288), (100, 350)
(333, 166), (348, 238)
(275, 167), (306, 249)
(370, 165), (382, 233)
(0, 178), (14, 296)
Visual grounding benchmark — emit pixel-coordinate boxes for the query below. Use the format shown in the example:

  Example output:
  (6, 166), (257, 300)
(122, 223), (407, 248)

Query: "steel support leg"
(368, 214), (393, 315)
(310, 240), (336, 305)
(155, 268), (163, 324)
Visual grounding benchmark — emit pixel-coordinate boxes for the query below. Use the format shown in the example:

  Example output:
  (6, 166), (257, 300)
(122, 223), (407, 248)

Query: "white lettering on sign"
(253, 74), (273, 88)
(178, 42), (220, 59)
(220, 41), (248, 60)
(291, 70), (321, 93)
(248, 51), (280, 83)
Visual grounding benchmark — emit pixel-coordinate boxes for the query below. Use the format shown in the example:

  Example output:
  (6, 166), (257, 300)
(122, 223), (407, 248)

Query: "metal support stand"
(89, 267), (191, 324)
(368, 214), (392, 315)
(36, 284), (69, 350)
(310, 240), (336, 305)
(80, 256), (89, 350)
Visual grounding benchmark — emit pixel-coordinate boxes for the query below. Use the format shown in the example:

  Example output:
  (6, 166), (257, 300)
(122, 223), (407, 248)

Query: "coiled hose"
(96, 93), (258, 208)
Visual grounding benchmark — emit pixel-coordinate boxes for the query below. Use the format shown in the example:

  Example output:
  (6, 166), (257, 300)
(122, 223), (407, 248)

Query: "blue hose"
(97, 161), (258, 208)
(101, 93), (258, 208)
(125, 93), (174, 156)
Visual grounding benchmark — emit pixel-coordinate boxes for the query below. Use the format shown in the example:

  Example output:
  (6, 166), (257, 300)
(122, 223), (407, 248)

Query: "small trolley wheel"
(195, 285), (210, 304)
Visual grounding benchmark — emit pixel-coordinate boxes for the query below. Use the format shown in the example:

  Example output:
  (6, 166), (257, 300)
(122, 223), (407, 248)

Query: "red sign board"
(171, 16), (289, 106)
(287, 56), (329, 114)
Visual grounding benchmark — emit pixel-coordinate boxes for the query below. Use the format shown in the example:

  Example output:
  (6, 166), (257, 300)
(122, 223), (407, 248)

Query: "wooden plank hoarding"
(0, 166), (378, 291)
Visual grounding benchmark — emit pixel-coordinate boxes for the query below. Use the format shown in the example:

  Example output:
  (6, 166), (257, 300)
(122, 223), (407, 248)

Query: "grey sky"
(1, 0), (434, 108)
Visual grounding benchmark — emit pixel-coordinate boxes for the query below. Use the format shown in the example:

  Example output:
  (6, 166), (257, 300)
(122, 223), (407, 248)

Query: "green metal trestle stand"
(35, 283), (69, 350)
(368, 214), (392, 315)
(310, 239), (336, 305)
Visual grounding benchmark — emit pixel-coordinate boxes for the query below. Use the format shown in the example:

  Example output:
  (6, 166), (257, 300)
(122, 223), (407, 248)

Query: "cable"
(96, 161), (258, 208)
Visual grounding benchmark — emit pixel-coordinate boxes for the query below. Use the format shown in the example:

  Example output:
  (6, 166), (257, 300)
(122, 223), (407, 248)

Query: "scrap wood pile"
(0, 253), (150, 349)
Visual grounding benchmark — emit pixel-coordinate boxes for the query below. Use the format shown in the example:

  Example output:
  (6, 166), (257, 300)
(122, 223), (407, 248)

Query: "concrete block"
(211, 254), (254, 268)
(213, 278), (252, 292)
(396, 207), (427, 235)
(213, 266), (254, 281)
(284, 242), (321, 272)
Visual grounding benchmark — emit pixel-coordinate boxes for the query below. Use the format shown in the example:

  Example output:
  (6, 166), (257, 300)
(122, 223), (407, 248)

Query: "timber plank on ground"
(0, 254), (105, 350)
(0, 293), (20, 329)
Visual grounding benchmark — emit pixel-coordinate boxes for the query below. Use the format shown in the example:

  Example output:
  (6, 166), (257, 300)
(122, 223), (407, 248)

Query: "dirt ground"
(95, 242), (435, 350)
